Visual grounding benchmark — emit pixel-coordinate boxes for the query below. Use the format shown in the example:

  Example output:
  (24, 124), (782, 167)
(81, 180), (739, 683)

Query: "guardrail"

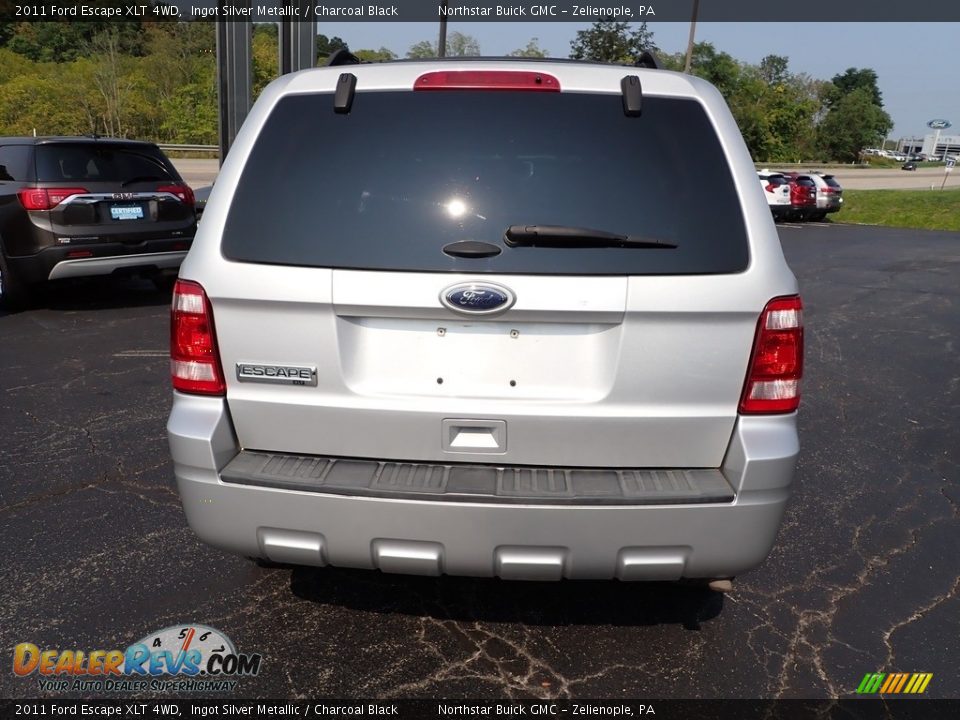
(756, 162), (868, 169)
(158, 143), (219, 154)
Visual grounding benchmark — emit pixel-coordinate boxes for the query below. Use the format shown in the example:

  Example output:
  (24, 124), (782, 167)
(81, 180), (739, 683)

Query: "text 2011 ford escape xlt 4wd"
(167, 56), (803, 587)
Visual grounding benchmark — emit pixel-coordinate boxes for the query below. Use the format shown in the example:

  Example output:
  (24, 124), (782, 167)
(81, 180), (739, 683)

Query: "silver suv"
(167, 58), (803, 588)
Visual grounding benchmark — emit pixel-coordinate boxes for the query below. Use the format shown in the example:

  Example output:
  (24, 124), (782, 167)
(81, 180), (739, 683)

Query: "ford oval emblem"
(440, 282), (515, 315)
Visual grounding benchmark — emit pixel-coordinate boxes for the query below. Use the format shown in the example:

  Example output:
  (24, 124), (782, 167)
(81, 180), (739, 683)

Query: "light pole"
(683, 0), (700, 74)
(438, 0), (448, 57)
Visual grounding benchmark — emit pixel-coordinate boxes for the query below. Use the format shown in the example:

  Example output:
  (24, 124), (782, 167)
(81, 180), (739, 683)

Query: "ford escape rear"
(167, 58), (803, 585)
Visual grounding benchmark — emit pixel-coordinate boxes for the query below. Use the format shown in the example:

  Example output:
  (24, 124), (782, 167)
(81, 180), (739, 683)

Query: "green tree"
(252, 23), (279, 97)
(569, 21), (656, 64)
(759, 54), (789, 85)
(87, 29), (136, 136)
(829, 67), (883, 106)
(406, 32), (480, 59)
(0, 21), (14, 47)
(0, 52), (99, 136)
(508, 38), (547, 58)
(4, 19), (145, 62)
(447, 32), (481, 57)
(687, 42), (740, 97)
(815, 66), (891, 160)
(816, 86), (892, 162)
(316, 34), (349, 63)
(406, 40), (435, 59)
(355, 47), (397, 62)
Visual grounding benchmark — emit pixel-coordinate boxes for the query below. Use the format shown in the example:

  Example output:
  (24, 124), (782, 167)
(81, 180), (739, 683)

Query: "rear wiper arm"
(504, 225), (677, 249)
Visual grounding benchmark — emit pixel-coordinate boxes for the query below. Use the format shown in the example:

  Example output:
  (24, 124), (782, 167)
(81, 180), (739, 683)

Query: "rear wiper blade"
(504, 225), (677, 249)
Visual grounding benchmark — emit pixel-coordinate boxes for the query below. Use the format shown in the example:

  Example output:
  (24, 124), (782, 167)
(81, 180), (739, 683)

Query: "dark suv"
(0, 136), (196, 308)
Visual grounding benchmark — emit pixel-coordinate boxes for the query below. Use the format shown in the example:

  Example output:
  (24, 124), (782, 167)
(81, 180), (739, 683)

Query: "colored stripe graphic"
(908, 673), (933, 694)
(857, 673), (885, 694)
(857, 672), (932, 694)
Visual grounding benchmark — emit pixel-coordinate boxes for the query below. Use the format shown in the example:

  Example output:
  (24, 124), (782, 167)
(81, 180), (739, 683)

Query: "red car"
(782, 173), (818, 221)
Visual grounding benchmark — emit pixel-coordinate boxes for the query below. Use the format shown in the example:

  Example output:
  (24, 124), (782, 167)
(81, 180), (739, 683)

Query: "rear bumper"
(7, 241), (190, 284)
(47, 250), (187, 280)
(167, 393), (799, 581)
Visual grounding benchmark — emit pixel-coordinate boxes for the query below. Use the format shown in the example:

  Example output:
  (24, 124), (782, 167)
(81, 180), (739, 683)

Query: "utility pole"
(683, 0), (700, 74)
(438, 0), (448, 57)
(216, 11), (252, 165)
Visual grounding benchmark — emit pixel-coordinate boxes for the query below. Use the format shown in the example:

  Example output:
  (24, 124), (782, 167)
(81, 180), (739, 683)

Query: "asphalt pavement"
(1, 223), (958, 699)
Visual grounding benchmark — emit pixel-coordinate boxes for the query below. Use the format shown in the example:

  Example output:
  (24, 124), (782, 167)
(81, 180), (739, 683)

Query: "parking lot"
(1, 223), (957, 699)
(171, 159), (959, 192)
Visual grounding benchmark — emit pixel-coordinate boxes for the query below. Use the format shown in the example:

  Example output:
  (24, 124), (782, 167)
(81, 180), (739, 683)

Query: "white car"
(758, 170), (791, 221)
(804, 173), (843, 221)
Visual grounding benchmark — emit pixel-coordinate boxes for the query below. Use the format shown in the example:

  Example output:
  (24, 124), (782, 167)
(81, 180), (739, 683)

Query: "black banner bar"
(2, 700), (960, 720)
(3, 0), (960, 23)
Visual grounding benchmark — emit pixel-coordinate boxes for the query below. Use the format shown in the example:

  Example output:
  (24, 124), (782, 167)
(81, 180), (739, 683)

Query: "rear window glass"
(36, 143), (177, 184)
(222, 91), (749, 275)
(0, 145), (32, 181)
(823, 176), (841, 188)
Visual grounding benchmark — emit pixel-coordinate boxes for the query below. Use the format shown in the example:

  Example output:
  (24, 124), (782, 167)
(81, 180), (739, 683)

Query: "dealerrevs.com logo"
(13, 624), (262, 693)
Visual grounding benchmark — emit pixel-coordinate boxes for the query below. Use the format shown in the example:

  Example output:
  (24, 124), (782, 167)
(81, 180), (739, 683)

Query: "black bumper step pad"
(221, 451), (735, 506)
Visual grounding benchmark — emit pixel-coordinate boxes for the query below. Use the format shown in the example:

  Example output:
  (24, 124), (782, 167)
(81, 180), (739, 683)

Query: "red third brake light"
(739, 296), (804, 414)
(414, 71), (560, 92)
(171, 280), (225, 396)
(17, 187), (88, 210)
(158, 183), (196, 207)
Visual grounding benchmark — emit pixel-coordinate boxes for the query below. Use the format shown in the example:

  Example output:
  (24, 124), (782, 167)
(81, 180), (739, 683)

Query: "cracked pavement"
(1, 224), (957, 699)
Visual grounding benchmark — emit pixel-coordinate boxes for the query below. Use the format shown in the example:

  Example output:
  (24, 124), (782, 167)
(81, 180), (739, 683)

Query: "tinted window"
(823, 176), (841, 189)
(0, 145), (32, 182)
(35, 143), (177, 183)
(223, 91), (749, 275)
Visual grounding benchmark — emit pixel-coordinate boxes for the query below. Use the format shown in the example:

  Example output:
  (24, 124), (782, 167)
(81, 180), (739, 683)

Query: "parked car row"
(757, 170), (843, 222)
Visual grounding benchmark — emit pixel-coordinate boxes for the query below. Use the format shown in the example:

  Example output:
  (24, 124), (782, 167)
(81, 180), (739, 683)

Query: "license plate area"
(337, 317), (619, 401)
(110, 204), (145, 221)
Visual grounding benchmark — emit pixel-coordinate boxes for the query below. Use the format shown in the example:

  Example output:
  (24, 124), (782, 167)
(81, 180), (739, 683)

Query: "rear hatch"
(201, 75), (779, 469)
(30, 141), (195, 244)
(821, 174), (843, 208)
(790, 176), (817, 207)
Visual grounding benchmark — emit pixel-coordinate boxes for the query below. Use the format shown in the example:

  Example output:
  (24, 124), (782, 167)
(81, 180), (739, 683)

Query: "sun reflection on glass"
(446, 198), (467, 218)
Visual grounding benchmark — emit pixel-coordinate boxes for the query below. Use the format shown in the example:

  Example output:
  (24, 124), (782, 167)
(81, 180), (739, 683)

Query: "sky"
(314, 21), (959, 139)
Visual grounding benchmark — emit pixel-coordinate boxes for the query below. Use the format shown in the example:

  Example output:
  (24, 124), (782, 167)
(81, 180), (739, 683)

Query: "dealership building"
(898, 133), (960, 156)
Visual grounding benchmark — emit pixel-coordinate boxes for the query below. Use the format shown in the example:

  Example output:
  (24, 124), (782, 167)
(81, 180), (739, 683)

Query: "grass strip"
(837, 187), (960, 232)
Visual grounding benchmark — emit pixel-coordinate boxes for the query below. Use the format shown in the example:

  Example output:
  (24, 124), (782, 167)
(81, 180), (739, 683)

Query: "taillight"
(739, 296), (803, 414)
(414, 70), (560, 92)
(764, 184), (775, 193)
(170, 280), (225, 396)
(17, 187), (88, 210)
(157, 183), (195, 207)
